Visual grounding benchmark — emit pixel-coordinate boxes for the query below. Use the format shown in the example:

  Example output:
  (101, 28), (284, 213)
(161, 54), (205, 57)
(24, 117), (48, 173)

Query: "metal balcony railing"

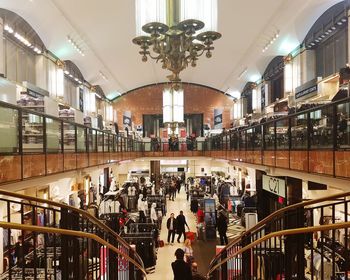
(0, 190), (147, 280)
(207, 192), (350, 280)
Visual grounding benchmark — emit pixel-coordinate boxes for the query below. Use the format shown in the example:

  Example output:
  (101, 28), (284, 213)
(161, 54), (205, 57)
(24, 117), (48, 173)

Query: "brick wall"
(113, 83), (233, 129)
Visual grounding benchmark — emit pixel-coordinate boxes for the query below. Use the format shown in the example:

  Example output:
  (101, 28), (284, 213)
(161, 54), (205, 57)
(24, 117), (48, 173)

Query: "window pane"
(22, 112), (43, 153)
(63, 122), (75, 152)
(46, 118), (61, 153)
(88, 129), (96, 152)
(104, 133), (109, 152)
(77, 127), (86, 152)
(230, 132), (238, 150)
(239, 131), (246, 151)
(263, 123), (275, 150)
(276, 119), (289, 150)
(310, 106), (333, 149)
(253, 126), (262, 150)
(291, 113), (308, 149)
(337, 101), (350, 148)
(0, 106), (18, 153)
(246, 129), (253, 150)
(97, 131), (103, 152)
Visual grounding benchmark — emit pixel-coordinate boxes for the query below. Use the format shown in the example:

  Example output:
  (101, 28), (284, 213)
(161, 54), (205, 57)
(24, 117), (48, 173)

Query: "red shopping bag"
(186, 231), (196, 242)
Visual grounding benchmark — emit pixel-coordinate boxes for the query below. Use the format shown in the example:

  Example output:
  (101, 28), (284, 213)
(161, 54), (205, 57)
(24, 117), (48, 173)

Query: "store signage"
(295, 79), (318, 100)
(262, 175), (286, 198)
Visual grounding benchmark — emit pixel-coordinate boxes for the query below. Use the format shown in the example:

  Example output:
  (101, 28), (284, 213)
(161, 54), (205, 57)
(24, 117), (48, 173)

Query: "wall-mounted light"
(67, 36), (85, 56)
(262, 30), (279, 53)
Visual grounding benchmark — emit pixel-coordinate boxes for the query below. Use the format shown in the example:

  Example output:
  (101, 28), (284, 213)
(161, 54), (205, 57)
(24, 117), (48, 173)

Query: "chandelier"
(132, 19), (221, 83)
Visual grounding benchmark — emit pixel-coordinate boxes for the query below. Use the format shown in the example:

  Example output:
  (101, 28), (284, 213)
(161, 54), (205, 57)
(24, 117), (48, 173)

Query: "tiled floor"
(147, 188), (217, 280)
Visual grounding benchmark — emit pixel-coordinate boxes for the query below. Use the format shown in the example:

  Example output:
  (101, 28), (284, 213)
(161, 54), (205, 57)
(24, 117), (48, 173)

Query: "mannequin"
(150, 202), (157, 224)
(110, 178), (117, 192)
(138, 194), (147, 223)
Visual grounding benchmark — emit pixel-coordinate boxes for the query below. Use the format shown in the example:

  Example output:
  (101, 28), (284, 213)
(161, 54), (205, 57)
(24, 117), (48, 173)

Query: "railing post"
(284, 207), (305, 279)
(221, 249), (227, 280)
(242, 233), (251, 280)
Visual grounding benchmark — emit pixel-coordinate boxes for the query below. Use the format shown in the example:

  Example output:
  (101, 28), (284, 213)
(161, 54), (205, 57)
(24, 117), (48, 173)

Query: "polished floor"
(148, 188), (217, 280)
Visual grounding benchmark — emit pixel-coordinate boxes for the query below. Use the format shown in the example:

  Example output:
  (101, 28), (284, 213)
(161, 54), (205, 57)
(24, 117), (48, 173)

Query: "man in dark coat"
(217, 211), (228, 245)
(167, 213), (178, 245)
(176, 210), (190, 243)
(172, 248), (193, 280)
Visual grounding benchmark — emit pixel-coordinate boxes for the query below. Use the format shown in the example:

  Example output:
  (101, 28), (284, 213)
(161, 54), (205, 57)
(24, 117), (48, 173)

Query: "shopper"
(167, 213), (177, 245)
(171, 248), (193, 280)
(191, 262), (206, 280)
(169, 179), (176, 201)
(217, 211), (228, 245)
(183, 239), (194, 263)
(177, 210), (190, 243)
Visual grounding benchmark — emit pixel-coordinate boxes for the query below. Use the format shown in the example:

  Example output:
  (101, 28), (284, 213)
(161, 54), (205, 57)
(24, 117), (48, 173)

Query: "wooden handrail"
(210, 191), (350, 265)
(0, 221), (147, 278)
(0, 189), (139, 262)
(207, 221), (350, 277)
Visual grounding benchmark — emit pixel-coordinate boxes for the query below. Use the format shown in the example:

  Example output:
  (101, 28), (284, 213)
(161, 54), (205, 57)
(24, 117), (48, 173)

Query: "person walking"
(191, 262), (206, 280)
(169, 179), (176, 201)
(217, 211), (228, 245)
(171, 249), (193, 280)
(167, 213), (177, 245)
(176, 210), (190, 243)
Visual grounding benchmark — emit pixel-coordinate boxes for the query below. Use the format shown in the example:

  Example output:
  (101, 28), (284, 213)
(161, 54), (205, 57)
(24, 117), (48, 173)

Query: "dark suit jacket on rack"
(171, 260), (193, 280)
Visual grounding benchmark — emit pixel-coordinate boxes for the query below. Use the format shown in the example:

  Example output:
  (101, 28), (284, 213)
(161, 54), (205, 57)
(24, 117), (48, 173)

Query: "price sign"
(262, 175), (286, 198)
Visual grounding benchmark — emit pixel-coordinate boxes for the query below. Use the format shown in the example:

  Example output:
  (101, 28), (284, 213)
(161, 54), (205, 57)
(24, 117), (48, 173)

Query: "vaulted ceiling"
(0, 0), (343, 99)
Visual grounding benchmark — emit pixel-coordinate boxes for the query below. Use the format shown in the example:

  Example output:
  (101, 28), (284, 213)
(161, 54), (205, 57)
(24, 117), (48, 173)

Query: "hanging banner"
(214, 108), (223, 129)
(123, 111), (132, 129)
